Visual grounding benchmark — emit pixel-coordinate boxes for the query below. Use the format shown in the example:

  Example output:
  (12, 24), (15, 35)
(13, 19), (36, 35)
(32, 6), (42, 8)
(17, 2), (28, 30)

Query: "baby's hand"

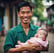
(15, 45), (21, 48)
(17, 41), (22, 45)
(15, 41), (23, 48)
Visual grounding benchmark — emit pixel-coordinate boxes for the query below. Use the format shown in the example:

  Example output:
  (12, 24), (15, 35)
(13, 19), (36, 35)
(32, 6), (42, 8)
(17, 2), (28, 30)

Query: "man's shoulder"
(8, 25), (19, 33)
(32, 24), (39, 28)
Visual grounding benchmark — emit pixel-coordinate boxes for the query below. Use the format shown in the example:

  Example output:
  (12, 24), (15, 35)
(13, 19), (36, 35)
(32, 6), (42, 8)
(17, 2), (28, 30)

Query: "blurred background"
(0, 0), (54, 53)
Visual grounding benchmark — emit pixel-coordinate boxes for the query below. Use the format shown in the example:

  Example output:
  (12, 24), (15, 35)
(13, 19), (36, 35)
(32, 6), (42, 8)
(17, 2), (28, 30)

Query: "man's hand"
(26, 42), (49, 52)
(25, 42), (40, 52)
(32, 46), (43, 51)
(31, 46), (49, 51)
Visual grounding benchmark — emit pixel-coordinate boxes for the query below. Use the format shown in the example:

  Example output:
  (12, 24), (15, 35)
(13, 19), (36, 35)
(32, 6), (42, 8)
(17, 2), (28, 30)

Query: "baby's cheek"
(35, 34), (38, 37)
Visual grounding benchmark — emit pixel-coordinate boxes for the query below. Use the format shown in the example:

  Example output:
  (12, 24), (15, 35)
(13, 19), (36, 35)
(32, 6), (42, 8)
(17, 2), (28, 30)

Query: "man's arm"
(34, 41), (49, 51)
(4, 30), (27, 53)
(6, 46), (27, 53)
(34, 46), (49, 51)
(7, 43), (37, 53)
(25, 43), (49, 52)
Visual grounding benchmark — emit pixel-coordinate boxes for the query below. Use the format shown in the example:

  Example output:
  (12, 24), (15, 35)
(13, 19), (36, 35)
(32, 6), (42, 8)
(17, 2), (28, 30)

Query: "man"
(4, 1), (49, 53)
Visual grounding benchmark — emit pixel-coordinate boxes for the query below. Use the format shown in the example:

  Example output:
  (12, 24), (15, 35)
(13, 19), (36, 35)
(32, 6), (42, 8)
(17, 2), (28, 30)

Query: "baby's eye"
(39, 34), (41, 35)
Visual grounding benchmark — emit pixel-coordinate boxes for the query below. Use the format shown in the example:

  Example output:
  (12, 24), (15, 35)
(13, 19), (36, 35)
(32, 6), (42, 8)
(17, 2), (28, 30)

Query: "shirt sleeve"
(3, 30), (14, 53)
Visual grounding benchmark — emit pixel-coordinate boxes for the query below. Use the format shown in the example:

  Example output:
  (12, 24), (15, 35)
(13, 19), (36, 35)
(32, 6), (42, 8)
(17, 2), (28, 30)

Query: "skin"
(37, 30), (47, 41)
(7, 6), (49, 53)
(17, 6), (33, 35)
(18, 6), (32, 24)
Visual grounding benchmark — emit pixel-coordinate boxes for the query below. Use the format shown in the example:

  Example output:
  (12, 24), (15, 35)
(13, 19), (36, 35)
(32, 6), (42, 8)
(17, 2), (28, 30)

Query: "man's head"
(17, 1), (33, 24)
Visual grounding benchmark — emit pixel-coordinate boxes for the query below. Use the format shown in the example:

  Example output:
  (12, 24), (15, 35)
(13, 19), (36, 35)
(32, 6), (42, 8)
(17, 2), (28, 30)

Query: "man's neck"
(21, 23), (30, 29)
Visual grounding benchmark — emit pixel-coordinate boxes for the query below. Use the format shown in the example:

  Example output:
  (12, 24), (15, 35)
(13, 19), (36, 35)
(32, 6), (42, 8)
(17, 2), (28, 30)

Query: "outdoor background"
(0, 0), (54, 53)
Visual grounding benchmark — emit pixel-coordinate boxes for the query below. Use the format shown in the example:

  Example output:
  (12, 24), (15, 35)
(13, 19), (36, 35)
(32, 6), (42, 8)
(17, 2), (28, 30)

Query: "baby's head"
(36, 28), (48, 41)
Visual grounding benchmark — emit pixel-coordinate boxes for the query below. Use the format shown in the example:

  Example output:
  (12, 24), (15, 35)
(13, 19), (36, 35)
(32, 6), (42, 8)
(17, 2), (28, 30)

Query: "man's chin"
(24, 22), (28, 24)
(23, 22), (29, 24)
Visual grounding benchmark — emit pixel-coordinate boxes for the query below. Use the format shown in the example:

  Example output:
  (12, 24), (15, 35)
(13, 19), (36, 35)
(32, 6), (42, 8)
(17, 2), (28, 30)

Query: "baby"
(15, 28), (49, 53)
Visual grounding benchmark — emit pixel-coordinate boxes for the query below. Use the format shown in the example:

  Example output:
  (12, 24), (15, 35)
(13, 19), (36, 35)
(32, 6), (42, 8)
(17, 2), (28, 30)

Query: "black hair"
(17, 1), (32, 12)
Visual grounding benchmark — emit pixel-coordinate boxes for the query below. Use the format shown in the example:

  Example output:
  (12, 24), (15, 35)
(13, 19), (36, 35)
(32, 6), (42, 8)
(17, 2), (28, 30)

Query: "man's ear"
(17, 11), (20, 17)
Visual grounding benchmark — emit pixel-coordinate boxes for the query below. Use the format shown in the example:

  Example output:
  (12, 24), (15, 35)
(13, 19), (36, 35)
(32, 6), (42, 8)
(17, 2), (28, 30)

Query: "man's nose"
(24, 13), (28, 17)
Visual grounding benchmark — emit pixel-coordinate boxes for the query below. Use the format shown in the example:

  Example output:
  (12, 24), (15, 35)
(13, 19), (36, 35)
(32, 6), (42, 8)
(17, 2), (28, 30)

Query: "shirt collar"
(17, 23), (35, 32)
(30, 23), (36, 31)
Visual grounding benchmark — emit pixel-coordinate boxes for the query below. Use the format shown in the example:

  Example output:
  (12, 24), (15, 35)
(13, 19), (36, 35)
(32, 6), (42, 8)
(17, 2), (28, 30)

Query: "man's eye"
(21, 11), (24, 14)
(27, 11), (30, 13)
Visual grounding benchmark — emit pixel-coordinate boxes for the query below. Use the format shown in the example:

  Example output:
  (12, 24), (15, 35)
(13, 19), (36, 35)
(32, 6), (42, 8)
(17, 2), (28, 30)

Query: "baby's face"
(37, 30), (47, 41)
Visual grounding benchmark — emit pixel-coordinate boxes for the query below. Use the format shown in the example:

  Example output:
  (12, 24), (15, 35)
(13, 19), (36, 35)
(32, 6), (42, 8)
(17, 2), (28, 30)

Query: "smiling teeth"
(24, 18), (28, 20)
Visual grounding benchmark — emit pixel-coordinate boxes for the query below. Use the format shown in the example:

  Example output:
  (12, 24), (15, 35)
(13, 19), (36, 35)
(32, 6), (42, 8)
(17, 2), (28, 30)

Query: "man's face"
(17, 6), (33, 24)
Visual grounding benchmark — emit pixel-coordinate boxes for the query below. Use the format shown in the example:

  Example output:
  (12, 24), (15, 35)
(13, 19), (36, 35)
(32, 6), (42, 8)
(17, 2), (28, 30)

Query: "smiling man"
(18, 6), (32, 24)
(4, 1), (49, 53)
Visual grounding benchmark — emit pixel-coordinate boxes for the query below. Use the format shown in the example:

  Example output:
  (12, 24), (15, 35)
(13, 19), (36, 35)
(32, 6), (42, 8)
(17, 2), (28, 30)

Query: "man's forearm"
(7, 47), (26, 53)
(7, 43), (33, 53)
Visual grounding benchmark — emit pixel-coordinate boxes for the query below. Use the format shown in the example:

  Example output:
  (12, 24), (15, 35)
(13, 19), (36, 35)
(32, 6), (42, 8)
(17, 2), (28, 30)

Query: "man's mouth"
(24, 18), (28, 20)
(23, 18), (28, 21)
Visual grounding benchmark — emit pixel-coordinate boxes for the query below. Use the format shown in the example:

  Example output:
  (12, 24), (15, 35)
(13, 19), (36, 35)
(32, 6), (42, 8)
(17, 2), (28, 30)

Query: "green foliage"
(39, 17), (48, 21)
(32, 0), (44, 20)
(26, 0), (46, 21)
(47, 0), (49, 2)
(47, 0), (54, 2)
